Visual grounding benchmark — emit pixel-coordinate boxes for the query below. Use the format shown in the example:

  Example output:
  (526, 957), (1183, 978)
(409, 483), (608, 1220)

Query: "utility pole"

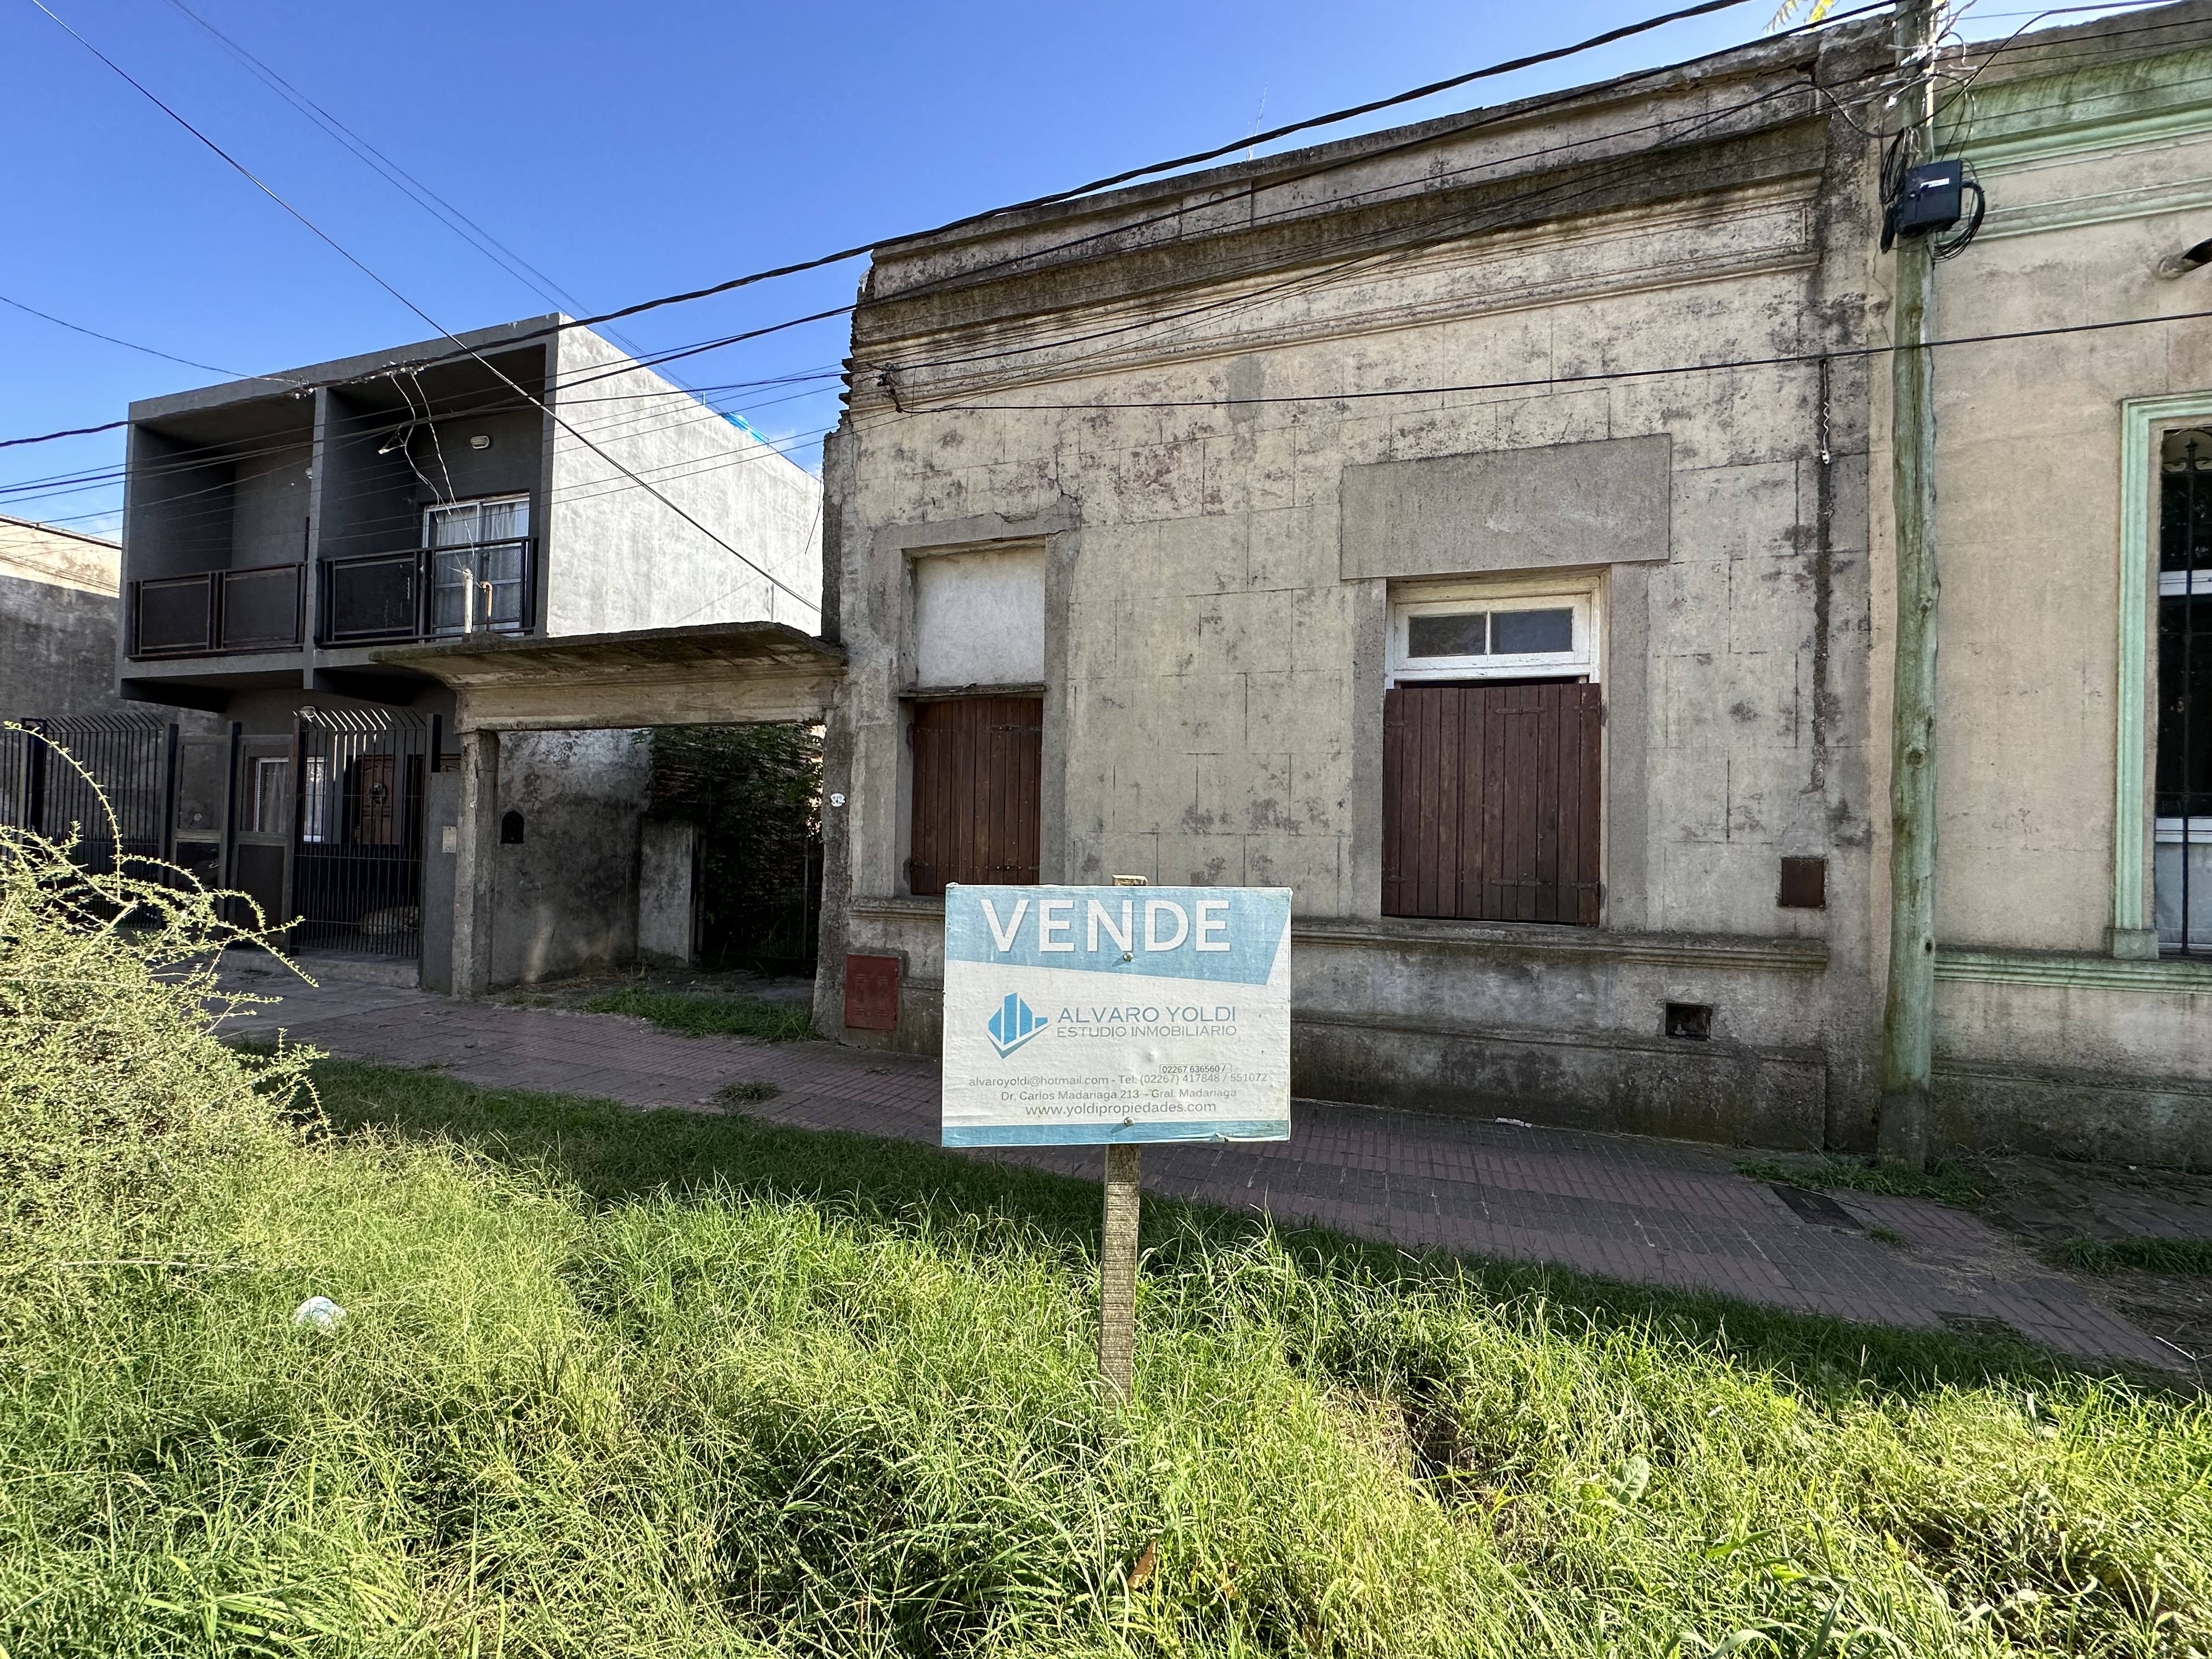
(1878, 0), (1942, 1169)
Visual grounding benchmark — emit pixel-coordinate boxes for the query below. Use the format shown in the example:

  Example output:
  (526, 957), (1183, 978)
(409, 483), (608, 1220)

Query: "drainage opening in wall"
(1665, 1002), (1713, 1041)
(500, 810), (526, 845)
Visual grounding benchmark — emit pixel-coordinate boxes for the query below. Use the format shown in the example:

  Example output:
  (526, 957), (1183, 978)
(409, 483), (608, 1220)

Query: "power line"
(0, 292), (285, 381)
(20, 0), (820, 619)
(904, 304), (2212, 414)
(0, 417), (127, 450)
(413, 0), (1900, 381)
(465, 0), (1784, 345)
(1, 0), (1898, 453)
(13, 0), (2168, 461)
(152, 0), (668, 372)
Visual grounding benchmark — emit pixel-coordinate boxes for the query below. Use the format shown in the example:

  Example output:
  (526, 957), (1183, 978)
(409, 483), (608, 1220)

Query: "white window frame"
(424, 493), (531, 638)
(422, 492), (530, 549)
(1386, 574), (1602, 686)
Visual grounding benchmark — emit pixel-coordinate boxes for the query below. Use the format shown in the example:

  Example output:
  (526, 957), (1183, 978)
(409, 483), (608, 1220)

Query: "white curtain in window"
(427, 501), (477, 548)
(477, 496), (525, 542)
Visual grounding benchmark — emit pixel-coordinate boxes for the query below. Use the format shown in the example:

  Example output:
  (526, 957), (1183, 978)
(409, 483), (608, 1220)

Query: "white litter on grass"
(291, 1296), (346, 1331)
(1494, 1117), (1536, 1129)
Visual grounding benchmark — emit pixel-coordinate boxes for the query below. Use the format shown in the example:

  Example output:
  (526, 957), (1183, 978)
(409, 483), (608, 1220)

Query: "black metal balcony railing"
(129, 563), (303, 658)
(321, 538), (536, 647)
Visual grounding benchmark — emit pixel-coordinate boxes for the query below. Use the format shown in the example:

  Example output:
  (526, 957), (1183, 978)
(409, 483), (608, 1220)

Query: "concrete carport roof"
(376, 620), (847, 732)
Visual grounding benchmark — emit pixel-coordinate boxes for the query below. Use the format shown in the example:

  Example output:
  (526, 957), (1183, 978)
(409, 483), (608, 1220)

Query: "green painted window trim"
(2117, 393), (2212, 943)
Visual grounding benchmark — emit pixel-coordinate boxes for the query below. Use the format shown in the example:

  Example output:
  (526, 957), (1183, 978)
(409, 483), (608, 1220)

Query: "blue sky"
(0, 0), (2039, 533)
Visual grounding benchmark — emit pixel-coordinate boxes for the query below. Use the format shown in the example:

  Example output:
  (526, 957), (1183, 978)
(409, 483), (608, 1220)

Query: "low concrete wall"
(1931, 966), (2212, 1168)
(833, 900), (1832, 1148)
(490, 729), (651, 986)
(1934, 1061), (2212, 1171)
(637, 820), (697, 967)
(420, 770), (460, 994)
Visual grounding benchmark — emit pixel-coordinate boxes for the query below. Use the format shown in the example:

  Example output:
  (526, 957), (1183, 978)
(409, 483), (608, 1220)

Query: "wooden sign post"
(1098, 1143), (1143, 1394)
(939, 882), (1293, 1395)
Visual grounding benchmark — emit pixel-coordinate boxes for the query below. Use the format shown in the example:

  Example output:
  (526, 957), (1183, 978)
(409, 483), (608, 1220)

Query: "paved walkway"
(220, 958), (2185, 1369)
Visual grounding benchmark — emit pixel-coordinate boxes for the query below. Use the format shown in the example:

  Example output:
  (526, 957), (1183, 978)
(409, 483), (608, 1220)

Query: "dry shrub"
(0, 731), (318, 1248)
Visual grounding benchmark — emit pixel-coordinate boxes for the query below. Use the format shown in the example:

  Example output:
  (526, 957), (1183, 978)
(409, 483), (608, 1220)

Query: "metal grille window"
(2157, 428), (2212, 952)
(426, 495), (529, 637)
(907, 696), (1042, 896)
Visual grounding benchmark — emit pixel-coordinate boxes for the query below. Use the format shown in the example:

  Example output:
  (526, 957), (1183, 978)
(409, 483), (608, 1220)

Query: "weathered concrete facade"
(1, 515), (129, 719)
(816, 4), (2212, 1166)
(1910, 9), (2212, 1164)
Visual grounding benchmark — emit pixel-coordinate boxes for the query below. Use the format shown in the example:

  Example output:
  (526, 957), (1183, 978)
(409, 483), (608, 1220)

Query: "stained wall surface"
(818, 4), (2212, 1166)
(0, 517), (127, 719)
(820, 22), (1891, 1149)
(548, 330), (823, 637)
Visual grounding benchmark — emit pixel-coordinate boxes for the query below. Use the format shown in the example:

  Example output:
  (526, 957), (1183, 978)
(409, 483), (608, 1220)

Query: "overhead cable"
(906, 304), (2212, 414)
(21, 0), (819, 617)
(1, 0), (1900, 453)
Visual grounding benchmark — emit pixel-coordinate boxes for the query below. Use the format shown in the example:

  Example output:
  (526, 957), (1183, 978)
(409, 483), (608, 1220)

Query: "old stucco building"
(809, 1), (2212, 1168)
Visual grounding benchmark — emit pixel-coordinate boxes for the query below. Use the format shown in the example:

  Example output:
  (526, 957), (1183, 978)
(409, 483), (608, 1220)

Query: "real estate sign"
(940, 884), (1292, 1147)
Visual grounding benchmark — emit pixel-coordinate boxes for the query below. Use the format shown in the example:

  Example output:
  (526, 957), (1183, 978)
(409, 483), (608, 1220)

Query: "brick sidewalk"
(221, 960), (2183, 1368)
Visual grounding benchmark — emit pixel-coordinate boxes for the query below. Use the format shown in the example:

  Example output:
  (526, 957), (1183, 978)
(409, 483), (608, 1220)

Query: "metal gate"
(291, 709), (433, 958)
(0, 715), (176, 874)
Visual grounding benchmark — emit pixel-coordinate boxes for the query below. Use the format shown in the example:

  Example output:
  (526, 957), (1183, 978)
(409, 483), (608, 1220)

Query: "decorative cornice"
(1935, 948), (2212, 995)
(1963, 82), (2212, 173)
(1978, 173), (2212, 242)
(1293, 1006), (1827, 1066)
(880, 179), (1820, 408)
(849, 895), (948, 922)
(1291, 917), (1829, 974)
(1944, 46), (2212, 168)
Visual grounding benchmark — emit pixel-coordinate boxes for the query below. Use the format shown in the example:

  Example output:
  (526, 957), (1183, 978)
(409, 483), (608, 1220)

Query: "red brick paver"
(221, 963), (2183, 1368)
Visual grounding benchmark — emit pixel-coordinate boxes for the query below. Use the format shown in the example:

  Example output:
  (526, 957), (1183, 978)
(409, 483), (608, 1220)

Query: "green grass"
(1735, 1155), (1997, 1209)
(2060, 1235), (2212, 1275)
(4, 1060), (2209, 1656)
(578, 984), (816, 1041)
(714, 1079), (783, 1106)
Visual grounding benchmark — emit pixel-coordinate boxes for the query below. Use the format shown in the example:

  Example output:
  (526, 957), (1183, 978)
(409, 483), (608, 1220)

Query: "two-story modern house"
(116, 315), (822, 985)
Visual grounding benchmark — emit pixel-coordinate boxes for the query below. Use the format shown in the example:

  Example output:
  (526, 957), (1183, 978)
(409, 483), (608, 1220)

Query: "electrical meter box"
(1884, 160), (1966, 248)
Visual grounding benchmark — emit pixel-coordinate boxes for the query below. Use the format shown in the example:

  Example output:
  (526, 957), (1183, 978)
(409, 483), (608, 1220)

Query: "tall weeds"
(0, 732), (317, 1255)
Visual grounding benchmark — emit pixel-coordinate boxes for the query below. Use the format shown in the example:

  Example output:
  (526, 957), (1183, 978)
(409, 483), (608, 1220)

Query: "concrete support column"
(452, 728), (500, 998)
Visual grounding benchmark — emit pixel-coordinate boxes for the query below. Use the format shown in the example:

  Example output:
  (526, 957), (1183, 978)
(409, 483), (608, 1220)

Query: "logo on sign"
(986, 992), (1050, 1057)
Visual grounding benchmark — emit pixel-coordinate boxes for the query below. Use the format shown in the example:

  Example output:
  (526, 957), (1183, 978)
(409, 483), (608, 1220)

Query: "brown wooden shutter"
(1382, 681), (1602, 925)
(908, 696), (1042, 896)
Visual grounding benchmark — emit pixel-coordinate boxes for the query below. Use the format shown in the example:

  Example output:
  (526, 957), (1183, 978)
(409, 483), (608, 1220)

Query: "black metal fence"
(128, 564), (303, 658)
(0, 716), (176, 874)
(290, 709), (433, 957)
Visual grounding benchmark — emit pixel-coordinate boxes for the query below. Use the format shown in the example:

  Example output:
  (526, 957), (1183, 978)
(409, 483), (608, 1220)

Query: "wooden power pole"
(1878, 0), (1942, 1169)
